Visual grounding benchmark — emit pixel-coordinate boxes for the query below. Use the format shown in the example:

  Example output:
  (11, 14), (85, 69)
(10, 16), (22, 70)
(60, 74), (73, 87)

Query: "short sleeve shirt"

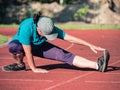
(12, 18), (66, 45)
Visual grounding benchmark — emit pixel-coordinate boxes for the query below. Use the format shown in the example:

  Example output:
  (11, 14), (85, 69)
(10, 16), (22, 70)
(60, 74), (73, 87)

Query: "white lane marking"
(0, 78), (53, 82)
(109, 60), (120, 66)
(45, 72), (94, 90)
(65, 43), (74, 50)
(105, 73), (120, 75)
(85, 81), (120, 84)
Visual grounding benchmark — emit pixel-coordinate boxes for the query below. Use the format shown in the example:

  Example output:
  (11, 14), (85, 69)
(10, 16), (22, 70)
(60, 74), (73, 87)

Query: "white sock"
(96, 62), (99, 70)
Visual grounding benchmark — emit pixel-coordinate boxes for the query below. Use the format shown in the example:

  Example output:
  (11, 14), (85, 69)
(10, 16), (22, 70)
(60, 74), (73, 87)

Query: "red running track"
(0, 28), (120, 90)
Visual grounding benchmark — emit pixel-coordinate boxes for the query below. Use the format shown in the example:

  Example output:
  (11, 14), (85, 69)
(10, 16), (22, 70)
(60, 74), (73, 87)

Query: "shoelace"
(8, 63), (24, 70)
(97, 56), (104, 69)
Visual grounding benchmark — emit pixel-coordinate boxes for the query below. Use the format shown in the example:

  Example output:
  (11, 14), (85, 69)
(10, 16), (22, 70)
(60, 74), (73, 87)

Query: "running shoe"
(2, 63), (26, 72)
(97, 50), (110, 72)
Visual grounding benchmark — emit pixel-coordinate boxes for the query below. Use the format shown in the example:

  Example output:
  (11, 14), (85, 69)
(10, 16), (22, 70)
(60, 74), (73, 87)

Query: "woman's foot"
(97, 50), (110, 72)
(2, 63), (26, 72)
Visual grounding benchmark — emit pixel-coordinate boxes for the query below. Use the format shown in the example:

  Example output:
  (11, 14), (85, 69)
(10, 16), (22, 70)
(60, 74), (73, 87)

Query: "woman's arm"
(22, 44), (48, 73)
(64, 34), (105, 53)
(22, 45), (36, 70)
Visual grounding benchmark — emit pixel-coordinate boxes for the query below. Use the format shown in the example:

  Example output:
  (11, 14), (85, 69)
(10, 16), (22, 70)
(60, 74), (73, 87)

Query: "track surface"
(0, 28), (120, 90)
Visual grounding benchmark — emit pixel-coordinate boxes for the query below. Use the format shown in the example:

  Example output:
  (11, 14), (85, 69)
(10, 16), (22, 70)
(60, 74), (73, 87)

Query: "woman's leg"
(32, 42), (75, 65)
(72, 50), (110, 72)
(12, 53), (25, 66)
(2, 40), (26, 71)
(32, 42), (98, 69)
(72, 56), (98, 69)
(8, 40), (25, 65)
(32, 42), (109, 72)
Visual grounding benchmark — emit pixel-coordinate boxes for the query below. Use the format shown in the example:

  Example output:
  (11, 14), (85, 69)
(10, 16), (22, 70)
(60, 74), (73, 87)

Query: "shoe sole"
(101, 50), (110, 72)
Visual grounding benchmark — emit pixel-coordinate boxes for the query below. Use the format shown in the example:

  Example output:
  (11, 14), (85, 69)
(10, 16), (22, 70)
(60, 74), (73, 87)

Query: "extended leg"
(72, 56), (97, 69)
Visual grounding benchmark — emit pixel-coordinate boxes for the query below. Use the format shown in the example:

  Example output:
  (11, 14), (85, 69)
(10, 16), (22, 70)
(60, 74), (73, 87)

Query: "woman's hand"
(33, 68), (49, 73)
(22, 45), (48, 73)
(89, 45), (105, 53)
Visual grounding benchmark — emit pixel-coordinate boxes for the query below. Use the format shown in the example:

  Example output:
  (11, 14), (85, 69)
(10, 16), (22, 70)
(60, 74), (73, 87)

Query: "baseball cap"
(37, 17), (58, 40)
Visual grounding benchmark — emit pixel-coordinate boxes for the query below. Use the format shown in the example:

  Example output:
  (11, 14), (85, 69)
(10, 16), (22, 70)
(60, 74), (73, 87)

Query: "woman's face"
(36, 27), (44, 36)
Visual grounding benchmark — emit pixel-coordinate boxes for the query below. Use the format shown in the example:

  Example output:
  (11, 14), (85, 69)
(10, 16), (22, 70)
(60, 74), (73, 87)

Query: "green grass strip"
(0, 24), (19, 28)
(0, 35), (8, 45)
(0, 24), (120, 30)
(55, 24), (120, 30)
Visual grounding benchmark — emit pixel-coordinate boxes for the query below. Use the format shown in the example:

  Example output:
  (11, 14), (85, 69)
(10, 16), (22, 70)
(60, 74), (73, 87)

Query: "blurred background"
(0, 0), (120, 25)
(0, 0), (120, 45)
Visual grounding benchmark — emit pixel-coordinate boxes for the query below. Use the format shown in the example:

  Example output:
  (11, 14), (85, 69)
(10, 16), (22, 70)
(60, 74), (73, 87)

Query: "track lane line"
(85, 80), (120, 84)
(45, 72), (94, 90)
(0, 78), (53, 82)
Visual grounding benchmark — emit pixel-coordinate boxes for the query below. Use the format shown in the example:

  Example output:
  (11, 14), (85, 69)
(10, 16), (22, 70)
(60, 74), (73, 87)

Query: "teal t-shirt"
(12, 18), (66, 45)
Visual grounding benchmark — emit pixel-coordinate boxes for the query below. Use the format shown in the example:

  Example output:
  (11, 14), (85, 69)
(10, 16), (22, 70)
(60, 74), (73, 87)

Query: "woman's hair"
(33, 12), (42, 25)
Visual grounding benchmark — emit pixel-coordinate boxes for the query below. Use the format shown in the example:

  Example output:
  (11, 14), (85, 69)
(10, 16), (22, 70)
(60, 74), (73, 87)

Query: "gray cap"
(37, 17), (58, 40)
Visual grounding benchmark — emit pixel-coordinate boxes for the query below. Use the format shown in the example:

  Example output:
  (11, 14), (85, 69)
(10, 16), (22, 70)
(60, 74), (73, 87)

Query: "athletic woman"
(2, 12), (110, 73)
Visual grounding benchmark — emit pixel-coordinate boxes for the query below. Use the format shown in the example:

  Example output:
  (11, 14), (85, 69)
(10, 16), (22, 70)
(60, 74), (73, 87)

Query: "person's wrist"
(31, 67), (37, 71)
(88, 44), (93, 48)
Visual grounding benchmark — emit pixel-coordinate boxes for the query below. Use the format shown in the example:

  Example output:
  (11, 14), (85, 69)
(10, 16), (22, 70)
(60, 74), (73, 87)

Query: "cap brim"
(45, 33), (58, 40)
